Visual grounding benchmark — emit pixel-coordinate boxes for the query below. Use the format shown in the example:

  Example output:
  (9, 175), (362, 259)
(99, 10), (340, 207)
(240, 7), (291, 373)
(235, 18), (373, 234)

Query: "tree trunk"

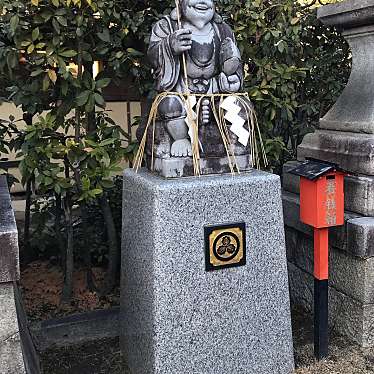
(100, 194), (119, 295)
(54, 193), (66, 270)
(23, 177), (32, 257)
(61, 37), (81, 302)
(84, 62), (97, 135)
(80, 204), (96, 292)
(22, 113), (34, 256)
(62, 196), (74, 302)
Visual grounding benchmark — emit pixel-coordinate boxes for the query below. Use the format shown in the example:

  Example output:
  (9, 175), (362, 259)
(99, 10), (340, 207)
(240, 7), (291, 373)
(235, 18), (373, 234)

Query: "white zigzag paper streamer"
(220, 96), (250, 147)
(184, 95), (197, 142)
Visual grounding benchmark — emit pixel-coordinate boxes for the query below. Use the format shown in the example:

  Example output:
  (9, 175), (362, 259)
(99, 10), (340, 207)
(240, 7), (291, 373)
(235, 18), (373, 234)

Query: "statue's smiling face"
(182, 0), (215, 27)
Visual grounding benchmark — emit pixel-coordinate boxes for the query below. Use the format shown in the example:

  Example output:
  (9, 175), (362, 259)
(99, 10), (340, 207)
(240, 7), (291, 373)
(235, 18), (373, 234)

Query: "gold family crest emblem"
(204, 223), (246, 271)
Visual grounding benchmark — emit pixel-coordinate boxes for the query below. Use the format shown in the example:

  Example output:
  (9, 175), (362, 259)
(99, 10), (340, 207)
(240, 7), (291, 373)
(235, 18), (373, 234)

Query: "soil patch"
(41, 337), (124, 374)
(293, 306), (374, 374)
(21, 261), (119, 322)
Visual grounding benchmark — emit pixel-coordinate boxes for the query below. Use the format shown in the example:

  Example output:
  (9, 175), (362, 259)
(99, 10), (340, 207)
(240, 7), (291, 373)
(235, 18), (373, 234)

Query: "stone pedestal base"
(121, 169), (294, 374)
(283, 162), (374, 347)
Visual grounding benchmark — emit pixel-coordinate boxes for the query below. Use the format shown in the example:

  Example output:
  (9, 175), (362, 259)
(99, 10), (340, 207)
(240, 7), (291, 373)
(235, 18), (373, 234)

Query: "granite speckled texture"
(121, 169), (294, 374)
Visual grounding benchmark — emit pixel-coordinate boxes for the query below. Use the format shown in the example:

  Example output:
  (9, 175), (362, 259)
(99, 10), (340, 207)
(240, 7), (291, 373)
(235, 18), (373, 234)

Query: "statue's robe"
(148, 9), (243, 94)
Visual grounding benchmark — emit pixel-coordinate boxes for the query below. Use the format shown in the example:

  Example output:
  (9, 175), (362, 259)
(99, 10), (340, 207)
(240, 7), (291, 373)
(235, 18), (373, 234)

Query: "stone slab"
(0, 283), (26, 373)
(282, 160), (301, 195)
(31, 307), (119, 351)
(282, 191), (358, 251)
(121, 169), (294, 374)
(318, 0), (374, 30)
(283, 161), (374, 217)
(347, 218), (374, 258)
(345, 175), (374, 216)
(14, 284), (41, 374)
(286, 227), (374, 304)
(0, 176), (19, 283)
(297, 130), (374, 175)
(282, 190), (374, 258)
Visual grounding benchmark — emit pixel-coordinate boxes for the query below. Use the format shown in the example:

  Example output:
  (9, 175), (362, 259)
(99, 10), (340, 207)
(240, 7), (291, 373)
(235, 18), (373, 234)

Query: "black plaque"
(204, 222), (246, 271)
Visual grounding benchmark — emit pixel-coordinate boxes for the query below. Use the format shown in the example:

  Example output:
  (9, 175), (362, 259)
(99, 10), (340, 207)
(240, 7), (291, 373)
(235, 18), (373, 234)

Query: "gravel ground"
(293, 307), (374, 374)
(41, 307), (374, 374)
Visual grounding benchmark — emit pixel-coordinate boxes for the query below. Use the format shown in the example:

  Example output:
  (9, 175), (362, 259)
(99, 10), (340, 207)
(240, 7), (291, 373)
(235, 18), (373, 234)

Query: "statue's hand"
(170, 29), (192, 56)
(219, 73), (241, 93)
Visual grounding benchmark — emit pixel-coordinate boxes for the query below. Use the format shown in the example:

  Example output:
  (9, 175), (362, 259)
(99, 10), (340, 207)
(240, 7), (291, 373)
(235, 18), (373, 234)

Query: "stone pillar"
(283, 0), (374, 347)
(0, 176), (26, 373)
(121, 169), (294, 374)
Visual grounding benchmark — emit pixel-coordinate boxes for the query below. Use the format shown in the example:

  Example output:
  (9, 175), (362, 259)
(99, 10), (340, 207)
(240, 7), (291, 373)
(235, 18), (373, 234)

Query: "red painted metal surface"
(314, 228), (329, 281)
(300, 172), (345, 229)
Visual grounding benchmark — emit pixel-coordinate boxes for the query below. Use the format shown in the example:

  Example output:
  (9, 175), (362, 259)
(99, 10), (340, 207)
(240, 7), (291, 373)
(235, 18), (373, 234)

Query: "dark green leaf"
(56, 16), (67, 27)
(76, 90), (91, 106)
(52, 18), (60, 34)
(59, 50), (77, 58)
(94, 93), (105, 107)
(95, 78), (111, 89)
(32, 28), (40, 41)
(10, 15), (19, 34)
(97, 29), (110, 43)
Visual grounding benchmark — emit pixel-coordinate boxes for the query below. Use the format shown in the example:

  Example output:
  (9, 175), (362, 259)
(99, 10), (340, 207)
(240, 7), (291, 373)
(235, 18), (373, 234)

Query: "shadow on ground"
(40, 307), (374, 373)
(40, 337), (125, 374)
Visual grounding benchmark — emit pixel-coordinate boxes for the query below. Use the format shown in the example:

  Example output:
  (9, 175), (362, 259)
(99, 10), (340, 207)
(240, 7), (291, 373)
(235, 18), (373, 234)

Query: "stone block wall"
(0, 176), (26, 373)
(283, 163), (374, 347)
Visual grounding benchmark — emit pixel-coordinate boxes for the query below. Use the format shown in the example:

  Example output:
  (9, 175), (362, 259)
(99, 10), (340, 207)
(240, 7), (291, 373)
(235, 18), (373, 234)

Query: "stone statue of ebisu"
(138, 0), (255, 178)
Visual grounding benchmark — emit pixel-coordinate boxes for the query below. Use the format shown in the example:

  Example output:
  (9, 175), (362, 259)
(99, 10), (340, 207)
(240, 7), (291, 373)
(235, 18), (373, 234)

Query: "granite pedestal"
(121, 169), (294, 374)
(283, 0), (374, 348)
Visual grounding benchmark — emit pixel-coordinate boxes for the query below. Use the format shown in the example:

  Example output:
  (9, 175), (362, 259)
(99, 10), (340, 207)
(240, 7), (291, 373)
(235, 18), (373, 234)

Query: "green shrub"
(28, 177), (123, 267)
(0, 0), (351, 299)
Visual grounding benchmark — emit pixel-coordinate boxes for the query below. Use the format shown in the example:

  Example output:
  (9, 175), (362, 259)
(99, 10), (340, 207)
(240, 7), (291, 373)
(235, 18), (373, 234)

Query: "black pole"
(314, 279), (329, 360)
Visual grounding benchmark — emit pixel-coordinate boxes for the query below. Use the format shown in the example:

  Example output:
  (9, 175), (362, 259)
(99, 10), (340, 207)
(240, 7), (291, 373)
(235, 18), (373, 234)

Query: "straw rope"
(132, 92), (268, 174)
